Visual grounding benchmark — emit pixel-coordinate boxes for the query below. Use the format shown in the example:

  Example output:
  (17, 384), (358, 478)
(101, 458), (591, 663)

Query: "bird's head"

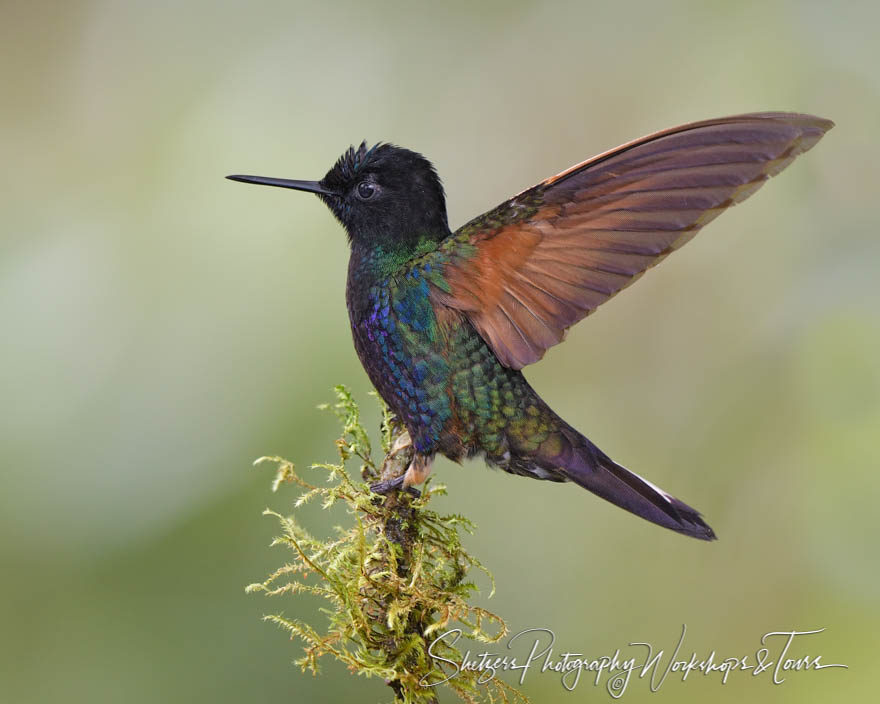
(228, 142), (450, 250)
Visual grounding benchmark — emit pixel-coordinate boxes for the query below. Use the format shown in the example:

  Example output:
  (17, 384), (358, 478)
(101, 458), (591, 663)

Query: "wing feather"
(429, 112), (832, 368)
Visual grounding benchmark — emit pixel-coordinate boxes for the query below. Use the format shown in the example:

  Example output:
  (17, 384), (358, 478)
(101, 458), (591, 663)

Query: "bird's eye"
(356, 181), (376, 200)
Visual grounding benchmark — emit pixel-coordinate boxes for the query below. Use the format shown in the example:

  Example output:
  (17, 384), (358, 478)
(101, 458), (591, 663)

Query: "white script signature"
(421, 625), (847, 696)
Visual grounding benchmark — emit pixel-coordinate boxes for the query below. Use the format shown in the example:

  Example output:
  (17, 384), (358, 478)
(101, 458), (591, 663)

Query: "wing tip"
(743, 111), (833, 130)
(541, 111), (833, 189)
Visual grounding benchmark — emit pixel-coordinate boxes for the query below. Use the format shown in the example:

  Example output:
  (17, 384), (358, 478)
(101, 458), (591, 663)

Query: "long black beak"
(225, 174), (334, 196)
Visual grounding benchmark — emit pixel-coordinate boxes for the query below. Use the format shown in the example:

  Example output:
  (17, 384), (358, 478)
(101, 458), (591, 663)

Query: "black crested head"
(317, 142), (450, 248)
(226, 142), (451, 251)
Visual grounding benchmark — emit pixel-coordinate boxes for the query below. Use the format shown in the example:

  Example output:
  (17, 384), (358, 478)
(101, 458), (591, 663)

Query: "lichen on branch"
(247, 385), (527, 704)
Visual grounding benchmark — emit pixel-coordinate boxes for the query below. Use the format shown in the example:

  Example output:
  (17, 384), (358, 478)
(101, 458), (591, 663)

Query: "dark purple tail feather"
(549, 429), (716, 541)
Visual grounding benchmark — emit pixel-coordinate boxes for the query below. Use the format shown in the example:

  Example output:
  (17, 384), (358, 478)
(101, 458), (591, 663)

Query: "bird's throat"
(350, 235), (444, 282)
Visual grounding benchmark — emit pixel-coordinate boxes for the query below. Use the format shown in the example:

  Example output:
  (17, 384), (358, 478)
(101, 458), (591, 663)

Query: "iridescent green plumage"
(350, 250), (559, 467)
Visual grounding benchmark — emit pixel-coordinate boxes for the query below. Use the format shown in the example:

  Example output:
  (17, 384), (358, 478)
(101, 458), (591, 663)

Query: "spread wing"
(428, 112), (833, 369)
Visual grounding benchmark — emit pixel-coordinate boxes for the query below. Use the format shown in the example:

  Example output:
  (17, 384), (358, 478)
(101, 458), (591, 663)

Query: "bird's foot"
(370, 476), (421, 498)
(370, 454), (433, 498)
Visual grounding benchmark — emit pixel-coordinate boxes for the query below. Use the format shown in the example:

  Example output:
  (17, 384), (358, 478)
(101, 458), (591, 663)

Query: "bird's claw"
(370, 476), (421, 498)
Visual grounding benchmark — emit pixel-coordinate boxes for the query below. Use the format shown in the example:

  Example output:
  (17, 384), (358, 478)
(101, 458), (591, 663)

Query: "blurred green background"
(2, 0), (877, 701)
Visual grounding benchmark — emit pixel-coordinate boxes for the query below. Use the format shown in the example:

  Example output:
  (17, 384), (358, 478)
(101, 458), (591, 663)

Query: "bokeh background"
(2, 1), (877, 702)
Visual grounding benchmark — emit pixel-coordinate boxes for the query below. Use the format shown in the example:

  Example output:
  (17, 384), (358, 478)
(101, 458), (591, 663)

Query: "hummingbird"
(228, 112), (832, 541)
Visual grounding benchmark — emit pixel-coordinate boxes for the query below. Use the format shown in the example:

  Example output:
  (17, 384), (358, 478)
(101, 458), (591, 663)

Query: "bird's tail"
(528, 424), (716, 541)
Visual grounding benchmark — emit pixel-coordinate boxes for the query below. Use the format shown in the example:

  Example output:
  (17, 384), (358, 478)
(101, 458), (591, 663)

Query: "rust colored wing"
(430, 112), (832, 369)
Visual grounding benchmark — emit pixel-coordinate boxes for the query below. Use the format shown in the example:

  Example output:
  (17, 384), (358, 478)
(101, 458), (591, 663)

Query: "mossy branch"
(247, 385), (528, 704)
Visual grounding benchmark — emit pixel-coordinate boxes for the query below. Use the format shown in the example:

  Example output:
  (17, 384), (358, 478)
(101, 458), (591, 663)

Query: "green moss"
(247, 385), (528, 704)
